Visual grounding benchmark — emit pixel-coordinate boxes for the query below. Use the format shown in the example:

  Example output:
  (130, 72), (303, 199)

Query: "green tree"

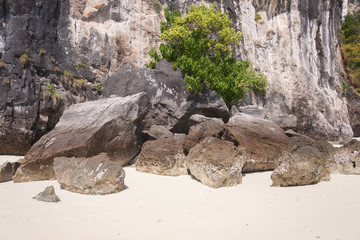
(147, 4), (267, 107)
(340, 10), (360, 91)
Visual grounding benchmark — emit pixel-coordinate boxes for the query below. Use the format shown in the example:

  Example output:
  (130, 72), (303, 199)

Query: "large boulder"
(53, 153), (125, 195)
(271, 134), (335, 187)
(135, 138), (187, 176)
(13, 93), (149, 182)
(332, 139), (360, 175)
(0, 161), (20, 183)
(186, 137), (245, 188)
(103, 60), (229, 133)
(223, 113), (290, 172)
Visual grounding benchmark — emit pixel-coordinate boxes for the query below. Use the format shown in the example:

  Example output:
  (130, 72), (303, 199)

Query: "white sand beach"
(1, 155), (360, 240)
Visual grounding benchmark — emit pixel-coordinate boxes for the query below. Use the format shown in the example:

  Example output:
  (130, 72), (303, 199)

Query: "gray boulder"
(223, 113), (290, 172)
(103, 60), (229, 133)
(13, 93), (149, 182)
(272, 134), (335, 187)
(186, 137), (245, 188)
(0, 161), (20, 183)
(144, 125), (174, 140)
(33, 185), (60, 203)
(269, 114), (298, 130)
(53, 153), (125, 195)
(332, 139), (360, 174)
(135, 138), (187, 176)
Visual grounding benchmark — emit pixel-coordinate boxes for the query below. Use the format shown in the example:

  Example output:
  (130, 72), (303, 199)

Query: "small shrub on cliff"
(20, 54), (29, 67)
(340, 10), (360, 90)
(39, 49), (47, 55)
(147, 5), (267, 107)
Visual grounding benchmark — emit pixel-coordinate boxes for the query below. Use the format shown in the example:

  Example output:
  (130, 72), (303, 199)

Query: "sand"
(1, 155), (360, 240)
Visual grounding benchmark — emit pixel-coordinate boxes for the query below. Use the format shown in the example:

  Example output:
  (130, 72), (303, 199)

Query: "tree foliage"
(147, 4), (267, 107)
(340, 10), (360, 90)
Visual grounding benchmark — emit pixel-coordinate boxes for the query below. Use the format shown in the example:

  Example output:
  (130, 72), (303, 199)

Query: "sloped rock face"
(272, 134), (335, 187)
(135, 138), (187, 176)
(53, 153), (125, 195)
(186, 137), (245, 188)
(103, 60), (229, 133)
(333, 139), (360, 174)
(223, 113), (290, 172)
(13, 93), (149, 182)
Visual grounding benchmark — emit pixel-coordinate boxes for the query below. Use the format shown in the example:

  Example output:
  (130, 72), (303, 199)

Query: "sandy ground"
(1, 155), (360, 240)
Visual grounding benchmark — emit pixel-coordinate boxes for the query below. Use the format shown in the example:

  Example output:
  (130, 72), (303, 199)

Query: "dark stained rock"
(33, 185), (60, 203)
(347, 90), (360, 137)
(135, 138), (187, 176)
(53, 153), (125, 195)
(186, 137), (245, 188)
(0, 0), (98, 155)
(13, 93), (149, 182)
(0, 161), (20, 183)
(271, 134), (335, 187)
(223, 113), (290, 173)
(332, 139), (360, 175)
(103, 60), (229, 133)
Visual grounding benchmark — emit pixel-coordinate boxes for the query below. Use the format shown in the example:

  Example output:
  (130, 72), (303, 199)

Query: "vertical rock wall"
(0, 0), (356, 154)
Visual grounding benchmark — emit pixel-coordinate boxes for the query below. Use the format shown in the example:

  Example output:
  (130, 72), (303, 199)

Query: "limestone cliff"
(0, 0), (359, 154)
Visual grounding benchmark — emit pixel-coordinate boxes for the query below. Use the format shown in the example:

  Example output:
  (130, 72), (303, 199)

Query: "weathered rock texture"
(332, 139), (360, 174)
(0, 161), (20, 183)
(13, 93), (149, 182)
(135, 138), (187, 176)
(186, 137), (245, 188)
(0, 0), (100, 155)
(53, 153), (125, 195)
(234, 0), (352, 141)
(223, 113), (290, 172)
(103, 60), (229, 133)
(0, 0), (357, 154)
(33, 185), (60, 202)
(272, 134), (335, 187)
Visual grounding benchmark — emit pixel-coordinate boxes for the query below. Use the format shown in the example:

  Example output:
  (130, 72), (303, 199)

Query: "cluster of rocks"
(0, 61), (358, 196)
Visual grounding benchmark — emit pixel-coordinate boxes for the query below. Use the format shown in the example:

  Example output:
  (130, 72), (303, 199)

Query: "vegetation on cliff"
(147, 5), (267, 107)
(340, 10), (360, 93)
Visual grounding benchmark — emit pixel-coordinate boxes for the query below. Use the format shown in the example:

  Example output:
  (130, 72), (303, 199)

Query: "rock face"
(272, 134), (335, 187)
(103, 60), (230, 133)
(33, 185), (60, 203)
(0, 0), (357, 155)
(135, 138), (187, 176)
(13, 93), (149, 182)
(333, 139), (360, 174)
(186, 137), (245, 188)
(0, 161), (20, 183)
(0, 0), (100, 155)
(234, 0), (353, 141)
(53, 153), (125, 195)
(223, 113), (290, 172)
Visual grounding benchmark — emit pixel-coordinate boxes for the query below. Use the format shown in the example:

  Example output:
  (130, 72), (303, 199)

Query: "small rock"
(332, 139), (360, 174)
(33, 185), (60, 202)
(0, 162), (20, 183)
(144, 125), (174, 140)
